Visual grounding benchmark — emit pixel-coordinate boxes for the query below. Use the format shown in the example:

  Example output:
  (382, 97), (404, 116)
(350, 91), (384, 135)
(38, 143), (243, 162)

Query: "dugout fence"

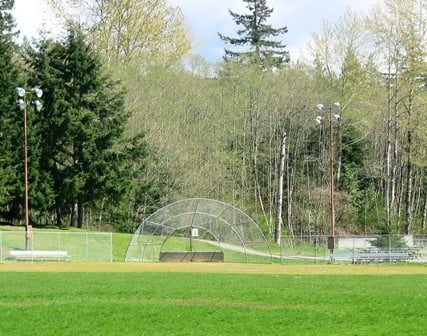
(0, 230), (113, 262)
(280, 234), (427, 264)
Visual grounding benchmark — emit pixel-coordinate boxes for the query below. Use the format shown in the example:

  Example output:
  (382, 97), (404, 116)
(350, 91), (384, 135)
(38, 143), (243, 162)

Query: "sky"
(13, 0), (377, 62)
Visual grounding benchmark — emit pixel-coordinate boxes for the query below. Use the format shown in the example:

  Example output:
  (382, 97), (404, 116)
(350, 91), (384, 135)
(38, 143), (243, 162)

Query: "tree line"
(0, 0), (426, 239)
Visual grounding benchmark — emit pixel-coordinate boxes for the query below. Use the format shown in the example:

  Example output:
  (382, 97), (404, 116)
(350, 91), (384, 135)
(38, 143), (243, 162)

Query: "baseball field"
(1, 262), (426, 335)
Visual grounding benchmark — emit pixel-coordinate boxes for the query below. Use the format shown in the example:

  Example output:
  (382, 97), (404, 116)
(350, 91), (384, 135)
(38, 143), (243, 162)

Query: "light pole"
(316, 102), (340, 254)
(16, 86), (43, 251)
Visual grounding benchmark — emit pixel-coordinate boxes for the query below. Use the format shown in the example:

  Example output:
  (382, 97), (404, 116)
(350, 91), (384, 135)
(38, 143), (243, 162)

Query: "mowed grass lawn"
(0, 264), (426, 336)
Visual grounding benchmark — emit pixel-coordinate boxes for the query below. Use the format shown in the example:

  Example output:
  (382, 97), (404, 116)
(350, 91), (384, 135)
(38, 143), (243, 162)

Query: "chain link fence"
(0, 231), (113, 262)
(280, 234), (427, 264)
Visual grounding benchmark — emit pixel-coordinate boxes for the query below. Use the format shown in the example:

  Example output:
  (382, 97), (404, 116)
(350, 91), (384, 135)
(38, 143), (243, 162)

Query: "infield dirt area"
(1, 262), (426, 274)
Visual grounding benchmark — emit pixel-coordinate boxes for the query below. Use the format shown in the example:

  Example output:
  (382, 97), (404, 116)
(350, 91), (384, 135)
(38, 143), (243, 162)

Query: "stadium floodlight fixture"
(16, 86), (43, 98)
(33, 87), (43, 98)
(33, 100), (43, 112)
(17, 99), (26, 111)
(333, 114), (340, 123)
(16, 87), (26, 97)
(315, 116), (324, 125)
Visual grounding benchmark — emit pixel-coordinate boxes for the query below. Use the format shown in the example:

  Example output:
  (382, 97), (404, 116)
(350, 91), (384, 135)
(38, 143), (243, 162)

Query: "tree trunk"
(275, 131), (286, 244)
(55, 201), (62, 227)
(422, 194), (427, 233)
(77, 199), (84, 229)
(71, 203), (77, 227)
(385, 79), (392, 228)
(286, 152), (293, 236)
(405, 159), (413, 234)
(404, 96), (414, 234)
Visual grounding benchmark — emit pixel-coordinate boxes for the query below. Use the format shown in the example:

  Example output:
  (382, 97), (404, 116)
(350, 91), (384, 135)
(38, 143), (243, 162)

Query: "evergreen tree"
(28, 27), (146, 228)
(218, 0), (289, 69)
(0, 0), (22, 220)
(24, 37), (70, 225)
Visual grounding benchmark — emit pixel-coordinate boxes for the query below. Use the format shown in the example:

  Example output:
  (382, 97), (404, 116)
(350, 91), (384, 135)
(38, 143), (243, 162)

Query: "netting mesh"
(125, 198), (271, 263)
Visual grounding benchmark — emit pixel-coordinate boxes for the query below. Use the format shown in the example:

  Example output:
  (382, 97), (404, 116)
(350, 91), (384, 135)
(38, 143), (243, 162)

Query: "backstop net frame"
(125, 198), (272, 263)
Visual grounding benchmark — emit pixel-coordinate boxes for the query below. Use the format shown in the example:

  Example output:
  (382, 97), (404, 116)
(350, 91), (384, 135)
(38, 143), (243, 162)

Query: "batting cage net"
(125, 198), (272, 263)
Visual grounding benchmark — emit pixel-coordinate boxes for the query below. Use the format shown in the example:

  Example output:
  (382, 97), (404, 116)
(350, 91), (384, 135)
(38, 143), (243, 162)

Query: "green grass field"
(1, 265), (426, 335)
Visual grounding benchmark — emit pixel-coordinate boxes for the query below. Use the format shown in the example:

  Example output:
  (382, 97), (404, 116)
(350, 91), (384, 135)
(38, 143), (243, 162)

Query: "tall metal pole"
(317, 103), (339, 255)
(17, 87), (42, 250)
(23, 100), (32, 250)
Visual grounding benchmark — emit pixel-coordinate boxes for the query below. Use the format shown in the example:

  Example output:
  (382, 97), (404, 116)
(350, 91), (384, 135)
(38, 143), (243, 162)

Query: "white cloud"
(13, 0), (62, 42)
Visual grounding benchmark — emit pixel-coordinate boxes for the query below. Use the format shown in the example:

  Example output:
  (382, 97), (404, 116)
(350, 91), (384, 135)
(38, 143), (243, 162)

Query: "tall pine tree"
(28, 27), (146, 228)
(0, 0), (22, 221)
(218, 0), (289, 69)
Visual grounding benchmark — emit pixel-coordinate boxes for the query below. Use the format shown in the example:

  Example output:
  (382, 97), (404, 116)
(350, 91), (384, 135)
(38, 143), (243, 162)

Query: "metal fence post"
(388, 235), (391, 264)
(314, 236), (317, 264)
(58, 232), (61, 262)
(86, 232), (89, 261)
(351, 236), (354, 264)
(110, 233), (113, 262)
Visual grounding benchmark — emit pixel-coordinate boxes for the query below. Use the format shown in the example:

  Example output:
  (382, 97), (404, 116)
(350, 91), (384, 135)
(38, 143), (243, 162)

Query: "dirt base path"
(1, 262), (426, 275)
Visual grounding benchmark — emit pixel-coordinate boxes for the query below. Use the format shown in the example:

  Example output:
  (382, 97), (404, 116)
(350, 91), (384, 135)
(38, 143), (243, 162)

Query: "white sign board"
(191, 228), (199, 237)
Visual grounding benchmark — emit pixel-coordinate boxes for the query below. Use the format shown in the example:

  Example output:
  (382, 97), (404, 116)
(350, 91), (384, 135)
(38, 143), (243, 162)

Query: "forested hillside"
(0, 0), (425, 238)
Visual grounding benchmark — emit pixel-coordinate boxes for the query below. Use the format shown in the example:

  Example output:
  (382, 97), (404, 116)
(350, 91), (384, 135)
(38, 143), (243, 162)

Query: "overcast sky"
(13, 0), (377, 62)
